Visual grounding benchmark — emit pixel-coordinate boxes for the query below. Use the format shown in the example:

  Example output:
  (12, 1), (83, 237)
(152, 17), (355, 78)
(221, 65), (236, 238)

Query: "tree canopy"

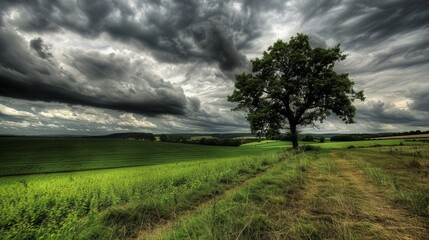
(228, 33), (365, 148)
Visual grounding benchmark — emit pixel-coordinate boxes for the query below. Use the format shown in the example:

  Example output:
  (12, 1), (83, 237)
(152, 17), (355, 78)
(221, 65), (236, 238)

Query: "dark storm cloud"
(178, 95), (250, 132)
(242, 0), (286, 11)
(369, 36), (429, 72)
(295, 0), (429, 130)
(0, 28), (187, 116)
(0, 0), (286, 123)
(1, 0), (429, 135)
(166, 106), (249, 133)
(70, 51), (129, 80)
(409, 89), (429, 112)
(297, 0), (429, 78)
(189, 22), (247, 71)
(0, 0), (277, 72)
(298, 0), (342, 22)
(29, 37), (53, 59)
(299, 0), (429, 49)
(0, 0), (61, 31)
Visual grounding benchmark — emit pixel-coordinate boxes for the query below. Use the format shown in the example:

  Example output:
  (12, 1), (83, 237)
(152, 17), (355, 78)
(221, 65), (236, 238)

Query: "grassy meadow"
(0, 137), (428, 239)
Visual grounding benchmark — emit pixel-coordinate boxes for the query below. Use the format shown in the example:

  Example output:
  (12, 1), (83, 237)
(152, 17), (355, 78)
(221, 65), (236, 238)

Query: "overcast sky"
(0, 0), (428, 135)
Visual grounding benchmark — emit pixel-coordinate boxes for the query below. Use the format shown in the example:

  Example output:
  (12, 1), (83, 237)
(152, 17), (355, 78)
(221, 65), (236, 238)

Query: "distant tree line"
(211, 133), (256, 139)
(159, 134), (184, 142)
(96, 132), (155, 141)
(266, 133), (293, 141)
(134, 133), (155, 141)
(98, 129), (428, 145)
(330, 134), (369, 141)
(194, 138), (242, 146)
(262, 129), (429, 143)
(267, 133), (325, 143)
(330, 130), (429, 141)
(371, 130), (429, 138)
(158, 134), (254, 146)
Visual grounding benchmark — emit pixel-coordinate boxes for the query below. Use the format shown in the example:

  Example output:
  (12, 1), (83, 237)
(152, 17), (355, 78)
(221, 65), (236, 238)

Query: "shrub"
(300, 145), (321, 151)
(198, 138), (241, 146)
(330, 135), (367, 141)
(301, 135), (314, 142)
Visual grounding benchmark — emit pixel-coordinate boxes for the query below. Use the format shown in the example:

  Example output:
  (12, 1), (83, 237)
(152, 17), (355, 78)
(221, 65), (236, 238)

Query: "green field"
(0, 138), (285, 239)
(1, 138), (428, 239)
(1, 138), (410, 176)
(0, 138), (282, 176)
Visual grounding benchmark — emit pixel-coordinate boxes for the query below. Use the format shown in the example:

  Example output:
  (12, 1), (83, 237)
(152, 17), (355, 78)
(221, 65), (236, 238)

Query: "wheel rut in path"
(332, 153), (429, 240)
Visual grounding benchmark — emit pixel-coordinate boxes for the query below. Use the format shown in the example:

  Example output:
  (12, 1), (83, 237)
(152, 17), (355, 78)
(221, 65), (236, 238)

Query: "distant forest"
(90, 130), (429, 145)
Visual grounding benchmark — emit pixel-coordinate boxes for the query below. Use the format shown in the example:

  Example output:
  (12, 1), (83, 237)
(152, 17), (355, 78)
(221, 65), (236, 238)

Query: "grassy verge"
(0, 151), (288, 239)
(161, 152), (311, 239)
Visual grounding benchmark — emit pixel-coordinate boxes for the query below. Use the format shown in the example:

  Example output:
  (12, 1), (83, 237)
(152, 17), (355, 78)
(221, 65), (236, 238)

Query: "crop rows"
(0, 151), (286, 239)
(0, 138), (280, 176)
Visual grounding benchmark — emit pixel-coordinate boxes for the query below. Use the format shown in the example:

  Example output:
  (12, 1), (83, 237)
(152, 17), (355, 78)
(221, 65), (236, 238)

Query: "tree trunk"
(290, 124), (299, 149)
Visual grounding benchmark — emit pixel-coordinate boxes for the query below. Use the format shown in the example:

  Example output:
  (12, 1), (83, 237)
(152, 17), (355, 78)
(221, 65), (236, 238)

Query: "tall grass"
(0, 151), (286, 239)
(321, 158), (339, 174)
(164, 153), (310, 240)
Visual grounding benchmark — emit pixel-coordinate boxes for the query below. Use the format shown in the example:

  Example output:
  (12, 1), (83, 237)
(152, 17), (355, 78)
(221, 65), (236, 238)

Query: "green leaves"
(228, 33), (365, 147)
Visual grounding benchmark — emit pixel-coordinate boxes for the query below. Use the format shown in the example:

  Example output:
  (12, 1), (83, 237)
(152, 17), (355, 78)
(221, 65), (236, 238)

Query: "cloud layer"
(0, 0), (428, 134)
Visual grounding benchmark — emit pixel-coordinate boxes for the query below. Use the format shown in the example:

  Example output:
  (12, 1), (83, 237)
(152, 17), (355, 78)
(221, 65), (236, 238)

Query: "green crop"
(0, 139), (286, 239)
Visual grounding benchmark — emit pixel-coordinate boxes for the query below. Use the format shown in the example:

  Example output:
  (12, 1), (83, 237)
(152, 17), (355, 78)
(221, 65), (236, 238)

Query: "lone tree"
(228, 34), (364, 149)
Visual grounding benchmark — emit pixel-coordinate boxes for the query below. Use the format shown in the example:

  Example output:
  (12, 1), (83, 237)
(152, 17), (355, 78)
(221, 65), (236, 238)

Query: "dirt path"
(333, 153), (429, 239)
(280, 152), (428, 239)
